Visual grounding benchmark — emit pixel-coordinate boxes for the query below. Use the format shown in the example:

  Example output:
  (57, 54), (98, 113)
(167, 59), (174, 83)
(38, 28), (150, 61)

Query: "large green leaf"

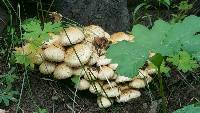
(173, 102), (200, 113)
(106, 15), (200, 77)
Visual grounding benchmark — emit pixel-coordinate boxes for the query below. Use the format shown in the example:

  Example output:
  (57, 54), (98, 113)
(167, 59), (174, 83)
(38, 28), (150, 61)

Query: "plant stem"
(157, 67), (167, 113)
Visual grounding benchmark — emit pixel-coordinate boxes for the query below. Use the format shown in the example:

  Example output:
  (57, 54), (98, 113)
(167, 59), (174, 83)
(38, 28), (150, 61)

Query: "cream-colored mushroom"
(60, 27), (85, 46)
(97, 96), (112, 108)
(108, 63), (118, 70)
(89, 81), (103, 94)
(32, 49), (45, 65)
(116, 89), (141, 103)
(129, 78), (146, 89)
(64, 43), (93, 67)
(53, 63), (72, 79)
(109, 32), (134, 44)
(72, 67), (85, 77)
(101, 82), (121, 97)
(75, 79), (90, 90)
(98, 66), (114, 80)
(83, 68), (98, 81)
(42, 33), (61, 49)
(115, 75), (132, 83)
(43, 45), (65, 62)
(39, 61), (56, 74)
(135, 70), (152, 83)
(96, 55), (111, 66)
(104, 32), (110, 39)
(84, 25), (105, 39)
(87, 52), (99, 65)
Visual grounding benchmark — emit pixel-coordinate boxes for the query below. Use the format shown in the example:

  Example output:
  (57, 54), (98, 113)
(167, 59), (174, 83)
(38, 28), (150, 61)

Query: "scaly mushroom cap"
(83, 68), (98, 81)
(135, 70), (152, 83)
(119, 84), (130, 91)
(129, 78), (146, 89)
(145, 66), (156, 75)
(75, 79), (90, 90)
(116, 89), (141, 103)
(115, 75), (132, 83)
(42, 33), (61, 49)
(104, 32), (110, 39)
(108, 63), (118, 70)
(98, 66), (114, 80)
(89, 82), (103, 94)
(60, 27), (84, 46)
(43, 45), (65, 62)
(39, 61), (56, 74)
(97, 96), (112, 108)
(53, 63), (72, 79)
(96, 55), (112, 66)
(64, 43), (93, 67)
(101, 82), (121, 97)
(109, 32), (134, 44)
(87, 52), (99, 65)
(84, 25), (105, 40)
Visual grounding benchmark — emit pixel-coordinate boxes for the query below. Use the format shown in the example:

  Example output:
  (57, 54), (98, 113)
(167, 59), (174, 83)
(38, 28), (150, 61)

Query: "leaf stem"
(158, 67), (167, 113)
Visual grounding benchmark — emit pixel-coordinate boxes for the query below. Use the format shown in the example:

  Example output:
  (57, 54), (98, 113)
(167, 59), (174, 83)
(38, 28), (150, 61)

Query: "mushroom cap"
(111, 73), (118, 80)
(53, 63), (73, 79)
(104, 32), (110, 39)
(75, 79), (90, 90)
(101, 86), (121, 97)
(96, 55), (112, 66)
(84, 25), (105, 39)
(64, 43), (93, 67)
(89, 82), (103, 94)
(42, 33), (61, 49)
(72, 67), (85, 77)
(115, 75), (132, 83)
(145, 66), (156, 75)
(118, 84), (130, 91)
(60, 27), (85, 46)
(135, 70), (152, 83)
(98, 66), (114, 80)
(116, 89), (141, 103)
(43, 45), (65, 62)
(87, 52), (99, 65)
(108, 63), (118, 70)
(109, 32), (134, 44)
(39, 61), (56, 74)
(129, 78), (146, 89)
(83, 68), (98, 81)
(0, 109), (5, 113)
(97, 96), (112, 108)
(101, 82), (121, 97)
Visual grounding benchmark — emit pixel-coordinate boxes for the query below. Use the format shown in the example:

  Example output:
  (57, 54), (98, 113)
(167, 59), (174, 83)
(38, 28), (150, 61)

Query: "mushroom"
(109, 32), (134, 44)
(115, 75), (132, 83)
(64, 43), (93, 67)
(135, 70), (152, 83)
(42, 33), (61, 49)
(145, 66), (156, 75)
(84, 25), (105, 40)
(98, 66), (114, 80)
(43, 45), (65, 62)
(129, 78), (146, 89)
(87, 52), (99, 65)
(60, 27), (85, 46)
(108, 63), (118, 70)
(75, 79), (90, 90)
(53, 63), (73, 79)
(32, 48), (45, 65)
(83, 68), (98, 81)
(101, 82), (121, 97)
(72, 67), (85, 77)
(97, 96), (112, 108)
(0, 109), (5, 113)
(96, 55), (111, 66)
(39, 61), (56, 74)
(116, 89), (141, 103)
(104, 32), (110, 39)
(89, 81), (103, 94)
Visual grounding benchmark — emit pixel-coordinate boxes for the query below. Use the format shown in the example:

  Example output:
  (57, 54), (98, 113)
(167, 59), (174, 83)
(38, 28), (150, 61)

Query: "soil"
(1, 0), (200, 113)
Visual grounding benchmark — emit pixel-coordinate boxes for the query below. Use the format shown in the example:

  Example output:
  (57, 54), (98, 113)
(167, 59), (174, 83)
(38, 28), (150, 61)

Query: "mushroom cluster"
(16, 25), (156, 108)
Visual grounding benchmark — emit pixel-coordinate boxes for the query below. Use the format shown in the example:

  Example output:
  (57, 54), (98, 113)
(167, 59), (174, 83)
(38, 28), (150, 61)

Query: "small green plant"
(0, 68), (18, 106)
(14, 18), (62, 68)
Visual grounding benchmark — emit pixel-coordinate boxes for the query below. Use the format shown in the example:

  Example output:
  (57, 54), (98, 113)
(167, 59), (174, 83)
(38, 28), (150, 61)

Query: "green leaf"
(71, 76), (81, 85)
(173, 102), (200, 113)
(106, 15), (200, 77)
(14, 51), (34, 68)
(149, 53), (163, 67)
(167, 51), (198, 73)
